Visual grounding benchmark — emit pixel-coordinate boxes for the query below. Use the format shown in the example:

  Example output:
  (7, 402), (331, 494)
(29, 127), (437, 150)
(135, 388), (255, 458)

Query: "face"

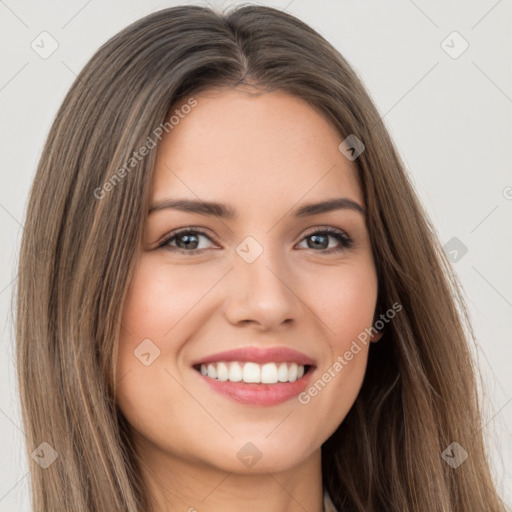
(116, 87), (380, 478)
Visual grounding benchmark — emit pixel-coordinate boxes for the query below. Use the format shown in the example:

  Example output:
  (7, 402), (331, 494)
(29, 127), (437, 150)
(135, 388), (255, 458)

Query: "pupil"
(310, 234), (327, 249)
(178, 234), (198, 249)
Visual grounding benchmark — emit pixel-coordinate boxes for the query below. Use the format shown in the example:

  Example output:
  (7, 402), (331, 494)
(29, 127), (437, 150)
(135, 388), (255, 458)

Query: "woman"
(16, 4), (507, 511)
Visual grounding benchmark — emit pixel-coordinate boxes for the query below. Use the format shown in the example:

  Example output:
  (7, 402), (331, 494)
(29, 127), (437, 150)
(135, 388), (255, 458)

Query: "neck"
(138, 445), (324, 512)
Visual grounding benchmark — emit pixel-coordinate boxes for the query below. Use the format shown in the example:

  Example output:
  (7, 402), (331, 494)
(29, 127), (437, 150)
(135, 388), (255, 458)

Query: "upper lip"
(192, 347), (316, 367)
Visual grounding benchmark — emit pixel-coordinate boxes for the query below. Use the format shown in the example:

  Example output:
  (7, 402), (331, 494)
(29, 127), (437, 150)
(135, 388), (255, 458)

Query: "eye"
(158, 229), (216, 253)
(158, 227), (353, 255)
(296, 227), (353, 254)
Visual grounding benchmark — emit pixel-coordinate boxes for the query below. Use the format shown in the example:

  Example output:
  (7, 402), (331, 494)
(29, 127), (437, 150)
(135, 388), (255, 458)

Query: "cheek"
(307, 260), (378, 347)
(121, 258), (215, 339)
(296, 261), (377, 430)
(114, 260), (203, 456)
(115, 260), (198, 405)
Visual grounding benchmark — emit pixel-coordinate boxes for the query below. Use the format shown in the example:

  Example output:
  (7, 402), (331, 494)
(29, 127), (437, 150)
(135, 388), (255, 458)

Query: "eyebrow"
(148, 197), (366, 218)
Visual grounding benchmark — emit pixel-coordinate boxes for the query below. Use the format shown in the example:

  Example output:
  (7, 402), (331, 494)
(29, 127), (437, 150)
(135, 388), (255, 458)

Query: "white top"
(323, 489), (338, 512)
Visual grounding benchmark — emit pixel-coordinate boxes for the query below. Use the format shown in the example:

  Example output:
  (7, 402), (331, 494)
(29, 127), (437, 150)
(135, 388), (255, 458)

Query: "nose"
(223, 242), (302, 331)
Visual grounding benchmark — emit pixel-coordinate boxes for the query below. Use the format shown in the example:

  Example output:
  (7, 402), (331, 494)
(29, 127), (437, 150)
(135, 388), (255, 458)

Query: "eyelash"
(158, 227), (353, 255)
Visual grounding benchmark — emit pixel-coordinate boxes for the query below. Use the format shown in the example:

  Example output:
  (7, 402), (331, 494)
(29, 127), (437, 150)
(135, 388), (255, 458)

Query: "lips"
(191, 347), (317, 406)
(191, 346), (316, 367)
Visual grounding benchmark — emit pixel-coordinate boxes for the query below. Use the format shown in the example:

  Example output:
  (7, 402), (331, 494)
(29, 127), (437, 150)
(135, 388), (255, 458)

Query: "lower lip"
(195, 368), (315, 406)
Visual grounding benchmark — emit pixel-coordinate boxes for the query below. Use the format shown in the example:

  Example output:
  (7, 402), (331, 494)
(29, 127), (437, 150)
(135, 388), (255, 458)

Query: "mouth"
(191, 347), (316, 406)
(193, 361), (314, 383)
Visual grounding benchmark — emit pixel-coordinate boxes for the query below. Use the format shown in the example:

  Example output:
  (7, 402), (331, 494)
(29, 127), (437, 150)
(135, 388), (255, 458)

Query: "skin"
(116, 87), (382, 512)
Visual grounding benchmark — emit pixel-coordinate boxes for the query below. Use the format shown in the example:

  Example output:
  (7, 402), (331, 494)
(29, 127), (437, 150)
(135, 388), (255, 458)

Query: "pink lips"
(191, 346), (316, 367)
(191, 347), (316, 406)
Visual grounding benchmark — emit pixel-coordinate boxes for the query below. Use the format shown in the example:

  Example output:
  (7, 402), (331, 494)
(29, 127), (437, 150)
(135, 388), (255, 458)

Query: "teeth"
(243, 362), (260, 383)
(207, 364), (217, 379)
(288, 363), (298, 382)
(261, 363), (278, 384)
(198, 361), (307, 384)
(217, 362), (229, 381)
(228, 362), (243, 382)
(277, 362), (288, 382)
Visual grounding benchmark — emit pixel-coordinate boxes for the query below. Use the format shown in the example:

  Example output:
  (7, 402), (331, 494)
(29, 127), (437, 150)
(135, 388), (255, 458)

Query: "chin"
(190, 431), (320, 475)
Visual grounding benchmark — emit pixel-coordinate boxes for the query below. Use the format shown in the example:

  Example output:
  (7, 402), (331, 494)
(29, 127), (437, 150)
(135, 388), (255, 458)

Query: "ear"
(370, 331), (383, 343)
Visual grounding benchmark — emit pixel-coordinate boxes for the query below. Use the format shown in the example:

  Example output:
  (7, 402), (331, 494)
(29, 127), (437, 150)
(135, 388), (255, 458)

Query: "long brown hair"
(15, 5), (507, 511)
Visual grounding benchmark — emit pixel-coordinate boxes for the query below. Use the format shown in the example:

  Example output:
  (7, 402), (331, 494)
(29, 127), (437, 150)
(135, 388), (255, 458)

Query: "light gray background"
(1, 0), (511, 509)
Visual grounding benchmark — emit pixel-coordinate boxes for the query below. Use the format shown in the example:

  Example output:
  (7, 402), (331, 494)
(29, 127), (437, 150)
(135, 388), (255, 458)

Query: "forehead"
(152, 87), (362, 209)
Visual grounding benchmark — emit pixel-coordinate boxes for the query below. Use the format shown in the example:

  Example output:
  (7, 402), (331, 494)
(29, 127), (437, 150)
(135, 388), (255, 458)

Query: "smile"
(191, 347), (316, 406)
(196, 361), (309, 383)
